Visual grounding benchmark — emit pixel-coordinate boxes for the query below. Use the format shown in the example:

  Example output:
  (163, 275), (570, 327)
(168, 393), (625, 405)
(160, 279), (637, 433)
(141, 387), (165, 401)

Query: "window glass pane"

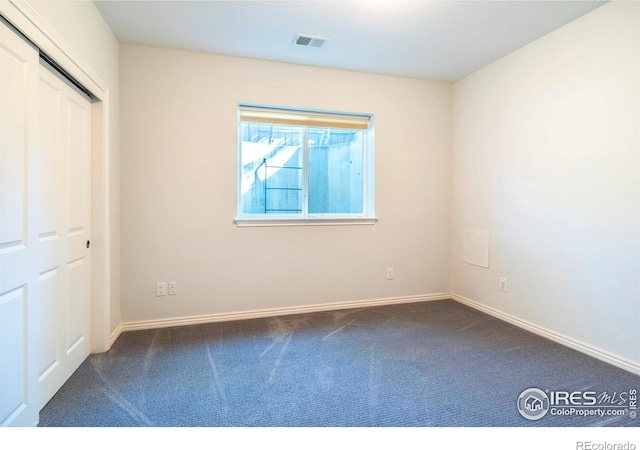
(308, 128), (364, 214)
(240, 123), (304, 215)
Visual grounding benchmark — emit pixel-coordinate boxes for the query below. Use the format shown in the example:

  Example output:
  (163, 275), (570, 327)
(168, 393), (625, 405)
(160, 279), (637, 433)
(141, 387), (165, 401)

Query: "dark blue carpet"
(38, 300), (639, 427)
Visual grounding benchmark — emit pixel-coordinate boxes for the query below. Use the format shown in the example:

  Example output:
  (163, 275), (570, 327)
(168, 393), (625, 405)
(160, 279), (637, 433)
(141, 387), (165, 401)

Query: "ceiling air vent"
(294, 34), (329, 48)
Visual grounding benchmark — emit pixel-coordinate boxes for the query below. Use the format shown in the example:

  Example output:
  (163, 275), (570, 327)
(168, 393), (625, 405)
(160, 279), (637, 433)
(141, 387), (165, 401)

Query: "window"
(236, 105), (375, 226)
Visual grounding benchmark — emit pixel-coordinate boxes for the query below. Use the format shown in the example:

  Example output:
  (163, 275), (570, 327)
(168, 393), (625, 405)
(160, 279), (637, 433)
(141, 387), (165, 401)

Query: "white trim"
(234, 217), (378, 227)
(90, 100), (112, 353)
(109, 323), (122, 348)
(1, 1), (106, 96)
(451, 293), (640, 376)
(0, 1), (113, 352)
(116, 291), (640, 377)
(121, 293), (450, 332)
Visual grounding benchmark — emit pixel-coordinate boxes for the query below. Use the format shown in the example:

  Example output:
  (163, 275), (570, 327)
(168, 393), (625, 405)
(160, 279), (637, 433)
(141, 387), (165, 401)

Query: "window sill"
(234, 217), (378, 228)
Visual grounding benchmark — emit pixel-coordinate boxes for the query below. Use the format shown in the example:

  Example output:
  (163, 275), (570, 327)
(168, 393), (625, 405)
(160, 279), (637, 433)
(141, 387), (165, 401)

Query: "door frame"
(0, 1), (113, 353)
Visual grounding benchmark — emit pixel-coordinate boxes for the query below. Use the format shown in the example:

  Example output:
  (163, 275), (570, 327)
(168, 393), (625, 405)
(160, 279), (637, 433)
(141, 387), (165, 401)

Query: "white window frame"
(235, 104), (376, 227)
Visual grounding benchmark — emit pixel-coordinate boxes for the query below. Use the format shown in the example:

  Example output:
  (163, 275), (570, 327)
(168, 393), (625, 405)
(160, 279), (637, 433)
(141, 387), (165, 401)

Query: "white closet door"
(37, 63), (91, 410)
(0, 21), (40, 427)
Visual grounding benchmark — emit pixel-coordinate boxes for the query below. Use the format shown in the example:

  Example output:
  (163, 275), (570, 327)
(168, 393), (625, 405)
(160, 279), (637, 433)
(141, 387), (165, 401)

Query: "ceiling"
(95, 0), (607, 82)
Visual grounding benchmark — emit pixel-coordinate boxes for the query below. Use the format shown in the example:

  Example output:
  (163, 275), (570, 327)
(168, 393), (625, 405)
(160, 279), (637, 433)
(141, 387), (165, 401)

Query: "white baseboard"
(108, 323), (122, 348)
(112, 292), (640, 377)
(451, 293), (640, 376)
(120, 293), (450, 333)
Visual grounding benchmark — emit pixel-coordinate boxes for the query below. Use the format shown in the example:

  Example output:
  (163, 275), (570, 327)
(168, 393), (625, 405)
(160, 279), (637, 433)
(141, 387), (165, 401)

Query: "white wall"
(451, 2), (639, 365)
(27, 1), (121, 336)
(120, 45), (451, 323)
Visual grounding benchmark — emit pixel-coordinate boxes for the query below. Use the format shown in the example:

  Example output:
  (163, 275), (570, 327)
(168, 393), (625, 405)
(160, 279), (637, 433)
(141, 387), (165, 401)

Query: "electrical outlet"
(499, 277), (507, 292)
(386, 268), (394, 280)
(168, 282), (177, 295)
(156, 282), (167, 297)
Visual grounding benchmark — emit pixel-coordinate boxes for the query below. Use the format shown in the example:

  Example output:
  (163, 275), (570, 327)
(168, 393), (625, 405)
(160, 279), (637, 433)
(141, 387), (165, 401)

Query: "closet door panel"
(0, 19), (40, 427)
